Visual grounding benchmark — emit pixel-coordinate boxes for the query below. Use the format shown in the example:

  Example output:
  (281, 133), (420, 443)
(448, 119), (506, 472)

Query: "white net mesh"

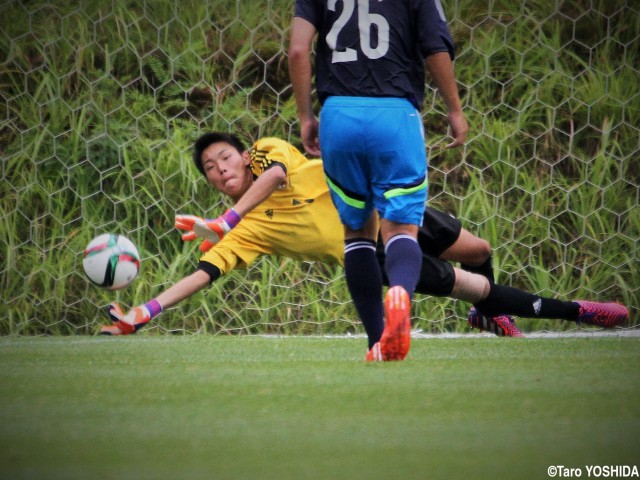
(1, 0), (638, 335)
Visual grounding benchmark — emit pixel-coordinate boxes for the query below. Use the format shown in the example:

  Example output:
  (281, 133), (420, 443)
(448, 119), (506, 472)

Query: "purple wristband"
(144, 299), (163, 319)
(223, 208), (241, 229)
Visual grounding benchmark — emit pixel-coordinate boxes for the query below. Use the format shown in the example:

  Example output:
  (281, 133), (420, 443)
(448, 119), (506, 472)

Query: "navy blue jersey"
(294, 0), (455, 110)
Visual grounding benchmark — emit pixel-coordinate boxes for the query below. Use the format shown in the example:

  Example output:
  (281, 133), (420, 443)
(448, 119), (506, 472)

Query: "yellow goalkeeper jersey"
(200, 137), (344, 274)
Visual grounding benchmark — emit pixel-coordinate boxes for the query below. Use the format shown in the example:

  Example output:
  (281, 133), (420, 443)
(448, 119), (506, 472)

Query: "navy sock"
(475, 283), (580, 320)
(344, 238), (384, 348)
(384, 234), (422, 297)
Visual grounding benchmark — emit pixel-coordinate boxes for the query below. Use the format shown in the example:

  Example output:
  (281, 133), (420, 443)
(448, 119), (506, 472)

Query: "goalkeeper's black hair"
(192, 132), (247, 178)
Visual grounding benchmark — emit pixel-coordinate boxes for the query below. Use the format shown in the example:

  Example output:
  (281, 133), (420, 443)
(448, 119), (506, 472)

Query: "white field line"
(412, 328), (640, 339)
(257, 327), (640, 339)
(1, 329), (638, 343)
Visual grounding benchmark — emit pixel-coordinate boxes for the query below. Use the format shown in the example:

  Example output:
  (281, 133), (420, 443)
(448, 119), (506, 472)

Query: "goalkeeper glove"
(174, 214), (217, 252)
(175, 209), (241, 251)
(174, 214), (203, 241)
(99, 300), (162, 335)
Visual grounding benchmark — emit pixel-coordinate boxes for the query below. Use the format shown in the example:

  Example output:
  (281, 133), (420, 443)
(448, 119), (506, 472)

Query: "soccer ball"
(83, 233), (140, 290)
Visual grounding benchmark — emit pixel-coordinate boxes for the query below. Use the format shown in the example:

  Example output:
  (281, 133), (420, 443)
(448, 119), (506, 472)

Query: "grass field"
(1, 335), (638, 480)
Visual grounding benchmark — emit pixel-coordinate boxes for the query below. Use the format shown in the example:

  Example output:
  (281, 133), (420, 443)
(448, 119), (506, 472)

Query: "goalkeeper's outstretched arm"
(155, 270), (211, 309)
(100, 269), (212, 335)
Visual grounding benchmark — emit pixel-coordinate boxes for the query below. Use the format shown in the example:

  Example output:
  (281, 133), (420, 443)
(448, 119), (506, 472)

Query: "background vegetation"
(1, 0), (638, 335)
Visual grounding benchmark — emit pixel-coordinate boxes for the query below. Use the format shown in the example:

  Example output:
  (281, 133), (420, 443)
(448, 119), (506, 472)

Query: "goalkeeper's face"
(201, 141), (253, 200)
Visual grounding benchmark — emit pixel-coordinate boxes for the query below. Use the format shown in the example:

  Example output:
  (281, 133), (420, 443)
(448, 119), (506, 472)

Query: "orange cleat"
(379, 286), (411, 361)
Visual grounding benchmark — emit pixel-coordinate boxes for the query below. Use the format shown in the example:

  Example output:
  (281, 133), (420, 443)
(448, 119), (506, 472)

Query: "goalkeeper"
(101, 133), (629, 357)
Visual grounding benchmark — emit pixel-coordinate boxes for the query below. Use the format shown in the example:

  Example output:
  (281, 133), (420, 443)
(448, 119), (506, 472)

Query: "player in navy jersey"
(289, 0), (468, 360)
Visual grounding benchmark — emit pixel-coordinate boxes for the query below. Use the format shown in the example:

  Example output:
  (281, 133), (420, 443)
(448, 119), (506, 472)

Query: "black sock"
(344, 238), (384, 348)
(384, 234), (422, 298)
(474, 283), (580, 320)
(461, 255), (495, 284)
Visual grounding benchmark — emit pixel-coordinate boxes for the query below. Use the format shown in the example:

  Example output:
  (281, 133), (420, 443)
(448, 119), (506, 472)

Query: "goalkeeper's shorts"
(319, 96), (428, 230)
(378, 245), (456, 297)
(418, 206), (463, 258)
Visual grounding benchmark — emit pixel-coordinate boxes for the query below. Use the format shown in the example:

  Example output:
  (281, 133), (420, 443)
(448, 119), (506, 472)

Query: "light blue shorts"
(319, 96), (428, 230)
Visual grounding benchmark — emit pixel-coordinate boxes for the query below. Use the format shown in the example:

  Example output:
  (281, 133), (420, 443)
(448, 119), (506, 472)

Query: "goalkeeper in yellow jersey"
(100, 133), (629, 359)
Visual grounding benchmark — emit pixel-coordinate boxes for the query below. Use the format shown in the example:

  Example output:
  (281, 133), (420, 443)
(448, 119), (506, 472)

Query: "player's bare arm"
(231, 165), (286, 217)
(154, 270), (211, 310)
(288, 16), (321, 156)
(425, 51), (468, 148)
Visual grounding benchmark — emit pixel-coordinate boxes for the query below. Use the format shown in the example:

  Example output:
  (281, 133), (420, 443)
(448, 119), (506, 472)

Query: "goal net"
(1, 0), (637, 335)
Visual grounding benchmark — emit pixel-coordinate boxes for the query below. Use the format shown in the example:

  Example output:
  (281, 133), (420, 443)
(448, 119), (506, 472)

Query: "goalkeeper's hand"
(174, 214), (221, 252)
(174, 214), (204, 241)
(175, 209), (241, 252)
(99, 302), (151, 335)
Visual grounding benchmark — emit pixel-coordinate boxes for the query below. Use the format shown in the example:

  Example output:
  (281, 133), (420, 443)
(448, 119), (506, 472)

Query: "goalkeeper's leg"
(440, 228), (494, 282)
(438, 228), (517, 333)
(454, 269), (629, 328)
(414, 210), (513, 333)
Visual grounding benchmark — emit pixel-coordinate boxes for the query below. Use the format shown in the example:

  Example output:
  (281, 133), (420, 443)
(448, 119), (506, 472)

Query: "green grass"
(1, 336), (639, 480)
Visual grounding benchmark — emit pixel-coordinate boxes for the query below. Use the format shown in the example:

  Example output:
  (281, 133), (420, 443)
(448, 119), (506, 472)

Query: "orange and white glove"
(99, 300), (162, 335)
(175, 209), (241, 252)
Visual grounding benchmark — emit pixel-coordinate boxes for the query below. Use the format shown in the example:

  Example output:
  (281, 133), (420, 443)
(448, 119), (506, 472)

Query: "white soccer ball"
(83, 233), (140, 290)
